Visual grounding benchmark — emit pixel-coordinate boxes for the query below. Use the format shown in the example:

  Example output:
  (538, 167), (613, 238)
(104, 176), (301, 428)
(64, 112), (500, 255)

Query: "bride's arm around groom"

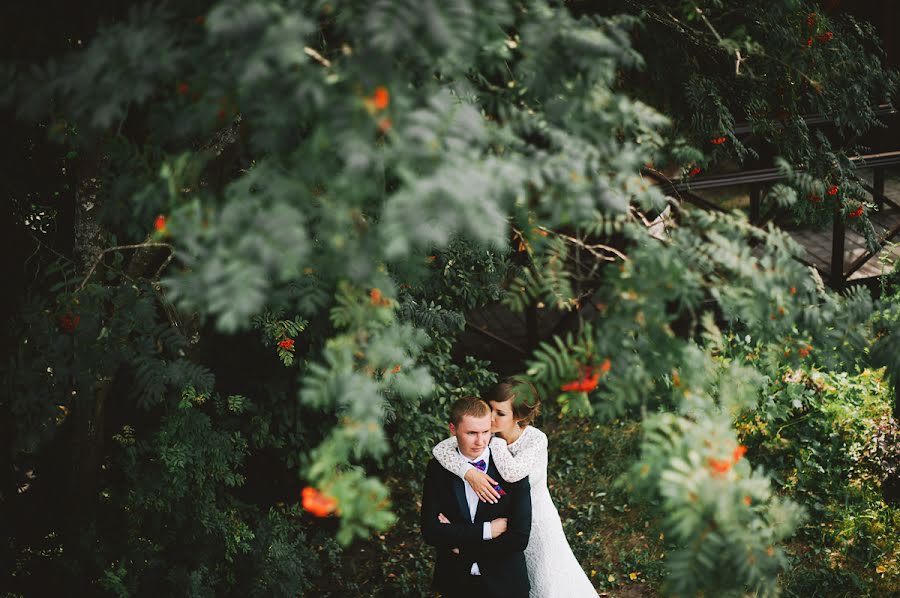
(420, 396), (532, 598)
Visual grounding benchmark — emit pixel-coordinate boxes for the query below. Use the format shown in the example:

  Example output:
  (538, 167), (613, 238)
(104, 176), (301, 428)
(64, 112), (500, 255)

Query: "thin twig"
(154, 250), (176, 280)
(533, 226), (629, 262)
(694, 5), (723, 44)
(630, 205), (655, 228)
(633, 1), (846, 85)
(734, 49), (745, 75)
(304, 46), (332, 68)
(693, 4), (746, 76)
(77, 242), (174, 292)
(25, 229), (79, 286)
(26, 229), (185, 334)
(466, 322), (527, 355)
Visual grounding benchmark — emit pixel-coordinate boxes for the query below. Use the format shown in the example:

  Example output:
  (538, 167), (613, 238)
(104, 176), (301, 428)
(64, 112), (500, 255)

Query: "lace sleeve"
(489, 430), (546, 483)
(432, 436), (474, 480)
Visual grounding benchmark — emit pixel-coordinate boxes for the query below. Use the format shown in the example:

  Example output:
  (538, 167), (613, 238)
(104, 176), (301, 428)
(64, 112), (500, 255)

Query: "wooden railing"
(645, 149), (900, 289)
(730, 104), (897, 135)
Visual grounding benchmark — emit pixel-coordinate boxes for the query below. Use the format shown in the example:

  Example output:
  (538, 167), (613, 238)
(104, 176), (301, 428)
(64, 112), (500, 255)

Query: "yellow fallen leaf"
(607, 574), (616, 582)
(590, 569), (596, 577)
(876, 565), (886, 574)
(629, 572), (640, 580)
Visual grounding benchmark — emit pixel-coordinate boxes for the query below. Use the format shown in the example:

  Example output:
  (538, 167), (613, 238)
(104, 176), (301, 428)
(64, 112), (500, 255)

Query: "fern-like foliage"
(5, 1), (900, 595)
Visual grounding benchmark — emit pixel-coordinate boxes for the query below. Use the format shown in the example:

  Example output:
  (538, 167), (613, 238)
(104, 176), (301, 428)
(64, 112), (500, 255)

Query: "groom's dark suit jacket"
(421, 450), (531, 598)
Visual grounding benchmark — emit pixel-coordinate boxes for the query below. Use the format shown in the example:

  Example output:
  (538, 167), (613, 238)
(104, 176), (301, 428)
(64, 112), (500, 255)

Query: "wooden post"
(831, 210), (845, 291)
(874, 166), (885, 209)
(749, 183), (761, 224)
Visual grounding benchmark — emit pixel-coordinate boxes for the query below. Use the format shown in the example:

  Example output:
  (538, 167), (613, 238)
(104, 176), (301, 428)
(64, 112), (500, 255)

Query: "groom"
(421, 396), (531, 598)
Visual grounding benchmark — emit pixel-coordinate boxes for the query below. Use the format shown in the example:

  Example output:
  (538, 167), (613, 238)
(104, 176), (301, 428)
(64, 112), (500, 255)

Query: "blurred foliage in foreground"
(3, 0), (900, 595)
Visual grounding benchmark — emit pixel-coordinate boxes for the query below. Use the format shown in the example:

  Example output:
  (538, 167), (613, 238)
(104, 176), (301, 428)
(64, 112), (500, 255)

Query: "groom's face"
(449, 413), (492, 460)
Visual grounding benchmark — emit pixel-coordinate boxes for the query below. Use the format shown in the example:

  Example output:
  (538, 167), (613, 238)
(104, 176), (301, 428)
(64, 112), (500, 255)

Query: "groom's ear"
(448, 422), (456, 436)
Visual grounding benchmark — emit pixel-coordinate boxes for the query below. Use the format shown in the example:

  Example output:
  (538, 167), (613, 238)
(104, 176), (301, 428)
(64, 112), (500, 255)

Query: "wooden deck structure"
(787, 207), (900, 282)
(649, 150), (900, 290)
(460, 103), (900, 364)
(791, 167), (900, 282)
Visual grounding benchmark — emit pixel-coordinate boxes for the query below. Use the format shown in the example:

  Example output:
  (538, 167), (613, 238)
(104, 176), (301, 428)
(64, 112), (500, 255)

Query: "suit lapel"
(451, 475), (470, 521)
(475, 451), (503, 522)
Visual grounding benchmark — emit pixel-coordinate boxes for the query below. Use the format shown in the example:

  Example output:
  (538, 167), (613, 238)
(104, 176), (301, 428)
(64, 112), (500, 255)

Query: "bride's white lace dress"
(433, 426), (598, 597)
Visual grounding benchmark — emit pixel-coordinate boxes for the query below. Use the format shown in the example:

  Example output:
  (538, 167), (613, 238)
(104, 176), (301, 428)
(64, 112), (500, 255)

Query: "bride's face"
(489, 399), (517, 436)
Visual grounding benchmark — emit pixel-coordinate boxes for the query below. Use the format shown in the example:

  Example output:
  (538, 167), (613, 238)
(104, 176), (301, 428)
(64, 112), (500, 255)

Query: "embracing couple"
(421, 380), (598, 598)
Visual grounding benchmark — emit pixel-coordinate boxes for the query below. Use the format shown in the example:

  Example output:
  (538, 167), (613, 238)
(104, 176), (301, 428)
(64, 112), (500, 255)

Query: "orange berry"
(302, 486), (338, 517)
(708, 457), (732, 475)
(371, 86), (389, 111)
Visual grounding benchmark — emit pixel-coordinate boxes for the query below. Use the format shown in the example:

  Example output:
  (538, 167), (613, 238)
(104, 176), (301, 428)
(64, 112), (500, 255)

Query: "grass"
(315, 367), (899, 597)
(547, 417), (666, 597)
(316, 415), (667, 597)
(746, 368), (900, 598)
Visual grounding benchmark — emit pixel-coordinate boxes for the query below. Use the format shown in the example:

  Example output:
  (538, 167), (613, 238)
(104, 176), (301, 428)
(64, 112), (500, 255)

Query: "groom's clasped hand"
(423, 380), (600, 597)
(438, 513), (507, 554)
(420, 395), (532, 598)
(439, 513), (507, 537)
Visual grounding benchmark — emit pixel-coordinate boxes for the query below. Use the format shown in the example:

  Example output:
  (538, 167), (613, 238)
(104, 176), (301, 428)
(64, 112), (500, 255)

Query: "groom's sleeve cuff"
(482, 522), (491, 540)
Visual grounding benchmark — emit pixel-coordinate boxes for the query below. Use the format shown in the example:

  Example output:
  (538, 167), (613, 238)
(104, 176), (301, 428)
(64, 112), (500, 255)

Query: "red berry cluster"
(302, 486), (338, 517)
(810, 184), (841, 205)
(709, 136), (727, 145)
(804, 12), (833, 47)
(708, 445), (747, 475)
(58, 313), (80, 333)
(560, 359), (611, 393)
(363, 86), (392, 133)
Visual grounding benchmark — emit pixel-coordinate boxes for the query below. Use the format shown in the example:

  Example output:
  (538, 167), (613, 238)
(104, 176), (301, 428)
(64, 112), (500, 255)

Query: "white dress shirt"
(459, 446), (494, 575)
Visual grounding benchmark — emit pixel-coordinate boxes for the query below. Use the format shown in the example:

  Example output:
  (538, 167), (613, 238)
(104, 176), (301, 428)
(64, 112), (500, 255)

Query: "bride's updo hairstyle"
(487, 377), (541, 428)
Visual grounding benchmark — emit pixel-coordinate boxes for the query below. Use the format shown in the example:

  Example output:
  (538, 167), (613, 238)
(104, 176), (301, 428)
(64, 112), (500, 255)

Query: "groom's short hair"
(449, 396), (490, 425)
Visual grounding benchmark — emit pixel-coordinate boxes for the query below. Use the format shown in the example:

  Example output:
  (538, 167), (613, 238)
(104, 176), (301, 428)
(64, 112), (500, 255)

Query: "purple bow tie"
(469, 459), (506, 496)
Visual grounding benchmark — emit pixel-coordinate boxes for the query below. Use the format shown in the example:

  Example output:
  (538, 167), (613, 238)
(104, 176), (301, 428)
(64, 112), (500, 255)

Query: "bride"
(433, 379), (598, 597)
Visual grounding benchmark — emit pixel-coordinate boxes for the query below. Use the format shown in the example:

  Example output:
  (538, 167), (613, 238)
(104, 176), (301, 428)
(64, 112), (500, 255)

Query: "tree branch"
(77, 242), (174, 292)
